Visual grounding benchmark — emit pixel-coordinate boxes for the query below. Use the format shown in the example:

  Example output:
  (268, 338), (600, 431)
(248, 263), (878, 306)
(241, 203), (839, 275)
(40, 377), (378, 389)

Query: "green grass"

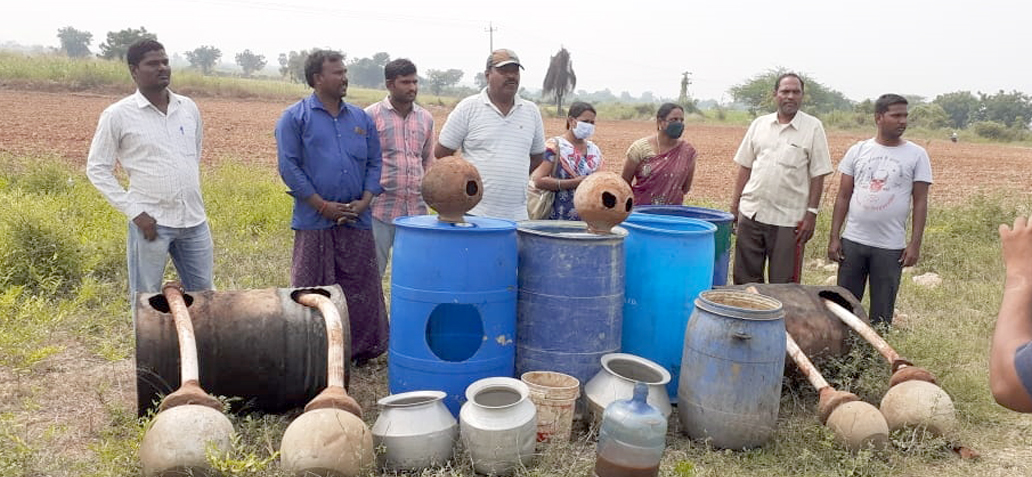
(2, 152), (1031, 475)
(0, 51), (389, 104)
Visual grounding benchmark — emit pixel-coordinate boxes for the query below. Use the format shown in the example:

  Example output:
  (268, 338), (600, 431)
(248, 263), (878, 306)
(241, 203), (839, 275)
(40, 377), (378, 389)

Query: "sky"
(3, 0), (1030, 102)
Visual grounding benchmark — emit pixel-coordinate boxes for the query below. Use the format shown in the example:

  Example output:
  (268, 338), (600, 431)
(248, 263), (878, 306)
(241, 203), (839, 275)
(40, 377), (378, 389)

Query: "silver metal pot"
(584, 353), (672, 421)
(459, 377), (537, 475)
(372, 390), (457, 471)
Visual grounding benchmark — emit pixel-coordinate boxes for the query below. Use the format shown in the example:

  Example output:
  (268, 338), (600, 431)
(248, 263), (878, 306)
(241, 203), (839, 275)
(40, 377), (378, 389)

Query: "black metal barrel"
(721, 283), (868, 361)
(134, 285), (349, 416)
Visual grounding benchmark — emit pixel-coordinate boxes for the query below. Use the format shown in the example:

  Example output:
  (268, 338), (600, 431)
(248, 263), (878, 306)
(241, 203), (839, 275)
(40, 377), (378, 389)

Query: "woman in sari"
(621, 103), (697, 206)
(530, 101), (604, 220)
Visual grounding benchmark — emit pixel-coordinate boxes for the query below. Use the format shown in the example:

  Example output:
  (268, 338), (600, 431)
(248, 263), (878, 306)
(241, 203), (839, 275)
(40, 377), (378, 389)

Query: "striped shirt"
(733, 111), (833, 227)
(86, 90), (206, 228)
(365, 97), (435, 222)
(437, 89), (546, 221)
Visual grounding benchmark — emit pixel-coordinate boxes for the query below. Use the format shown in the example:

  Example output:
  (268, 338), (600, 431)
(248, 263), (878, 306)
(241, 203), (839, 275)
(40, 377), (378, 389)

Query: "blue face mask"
(664, 121), (685, 139)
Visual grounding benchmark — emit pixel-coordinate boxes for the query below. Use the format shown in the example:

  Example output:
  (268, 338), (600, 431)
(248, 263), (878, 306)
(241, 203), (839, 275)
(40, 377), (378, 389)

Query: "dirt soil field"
(2, 89), (1030, 206)
(2, 88), (1032, 475)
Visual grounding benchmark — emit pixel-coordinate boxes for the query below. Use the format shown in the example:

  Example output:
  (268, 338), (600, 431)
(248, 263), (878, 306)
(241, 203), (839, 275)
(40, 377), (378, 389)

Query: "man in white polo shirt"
(730, 73), (833, 284)
(434, 48), (546, 221)
(87, 39), (214, 306)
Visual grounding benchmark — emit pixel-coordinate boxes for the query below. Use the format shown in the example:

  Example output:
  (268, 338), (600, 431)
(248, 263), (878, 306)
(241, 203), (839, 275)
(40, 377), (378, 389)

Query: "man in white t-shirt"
(434, 49), (546, 221)
(828, 93), (933, 325)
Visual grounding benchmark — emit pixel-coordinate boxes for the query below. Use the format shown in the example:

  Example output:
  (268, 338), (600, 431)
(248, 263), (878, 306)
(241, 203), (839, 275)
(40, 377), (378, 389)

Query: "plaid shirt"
(365, 97), (435, 222)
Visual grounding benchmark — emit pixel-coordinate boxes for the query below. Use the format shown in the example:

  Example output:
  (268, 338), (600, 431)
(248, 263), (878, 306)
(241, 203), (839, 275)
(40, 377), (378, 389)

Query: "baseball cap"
(486, 49), (524, 70)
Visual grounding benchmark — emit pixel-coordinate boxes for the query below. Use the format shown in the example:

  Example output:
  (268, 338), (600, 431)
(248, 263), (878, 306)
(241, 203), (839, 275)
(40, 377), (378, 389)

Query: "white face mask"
(571, 120), (595, 140)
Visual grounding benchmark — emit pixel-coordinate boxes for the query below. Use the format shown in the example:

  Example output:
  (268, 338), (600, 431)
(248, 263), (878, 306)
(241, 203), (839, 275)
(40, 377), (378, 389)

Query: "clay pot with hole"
(573, 171), (633, 234)
(421, 156), (483, 223)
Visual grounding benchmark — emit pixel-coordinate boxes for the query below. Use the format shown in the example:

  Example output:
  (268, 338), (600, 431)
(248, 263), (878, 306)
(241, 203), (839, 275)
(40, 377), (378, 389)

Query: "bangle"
(806, 207), (819, 215)
(557, 179), (562, 191)
(318, 200), (328, 214)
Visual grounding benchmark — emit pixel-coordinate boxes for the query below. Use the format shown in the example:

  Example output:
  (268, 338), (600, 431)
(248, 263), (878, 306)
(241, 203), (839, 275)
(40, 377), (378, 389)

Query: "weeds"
(1, 154), (1031, 476)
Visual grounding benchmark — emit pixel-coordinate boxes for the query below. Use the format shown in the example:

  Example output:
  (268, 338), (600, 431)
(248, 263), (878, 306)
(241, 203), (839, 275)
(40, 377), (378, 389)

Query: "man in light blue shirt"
(275, 49), (388, 363)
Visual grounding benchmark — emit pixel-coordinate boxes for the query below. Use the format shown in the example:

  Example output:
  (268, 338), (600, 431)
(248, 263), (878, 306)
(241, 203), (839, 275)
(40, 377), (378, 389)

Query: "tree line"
(53, 26), (1032, 140)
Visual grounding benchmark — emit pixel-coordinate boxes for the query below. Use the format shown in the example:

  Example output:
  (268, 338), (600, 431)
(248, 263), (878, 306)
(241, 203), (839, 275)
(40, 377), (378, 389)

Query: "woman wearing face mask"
(621, 103), (697, 206)
(530, 101), (604, 220)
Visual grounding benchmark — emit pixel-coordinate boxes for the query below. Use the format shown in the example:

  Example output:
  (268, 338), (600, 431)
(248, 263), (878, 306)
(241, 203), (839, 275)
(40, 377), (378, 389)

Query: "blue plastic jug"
(594, 383), (666, 477)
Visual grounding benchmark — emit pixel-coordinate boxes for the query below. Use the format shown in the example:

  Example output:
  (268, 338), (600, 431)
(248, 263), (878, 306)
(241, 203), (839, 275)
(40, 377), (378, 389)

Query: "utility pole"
(679, 71), (693, 105)
(485, 21), (497, 52)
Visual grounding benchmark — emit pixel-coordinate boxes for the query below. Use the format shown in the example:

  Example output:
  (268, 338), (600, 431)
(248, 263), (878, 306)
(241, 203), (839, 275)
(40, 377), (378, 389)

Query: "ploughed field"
(2, 89), (1030, 206)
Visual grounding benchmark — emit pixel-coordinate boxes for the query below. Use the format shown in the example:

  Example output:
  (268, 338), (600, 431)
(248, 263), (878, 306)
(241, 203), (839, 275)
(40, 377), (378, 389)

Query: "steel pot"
(372, 390), (457, 471)
(584, 353), (672, 421)
(459, 377), (537, 475)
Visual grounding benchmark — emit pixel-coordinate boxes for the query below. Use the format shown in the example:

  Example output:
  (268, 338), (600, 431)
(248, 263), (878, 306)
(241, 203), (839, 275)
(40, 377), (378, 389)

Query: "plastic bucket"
(520, 371), (580, 442)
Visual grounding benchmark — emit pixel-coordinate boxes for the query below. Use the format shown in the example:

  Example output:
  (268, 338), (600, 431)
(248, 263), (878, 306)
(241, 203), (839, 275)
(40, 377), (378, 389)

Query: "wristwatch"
(806, 207), (819, 215)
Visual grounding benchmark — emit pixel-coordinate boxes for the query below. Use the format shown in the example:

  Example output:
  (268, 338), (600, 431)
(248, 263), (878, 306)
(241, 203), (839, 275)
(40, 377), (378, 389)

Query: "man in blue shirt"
(275, 49), (388, 364)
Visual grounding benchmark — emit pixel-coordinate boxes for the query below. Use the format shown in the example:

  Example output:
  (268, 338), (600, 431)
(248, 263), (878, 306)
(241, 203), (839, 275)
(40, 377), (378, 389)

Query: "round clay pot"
(421, 156), (483, 223)
(879, 380), (957, 437)
(825, 400), (889, 451)
(139, 404), (234, 477)
(573, 171), (633, 234)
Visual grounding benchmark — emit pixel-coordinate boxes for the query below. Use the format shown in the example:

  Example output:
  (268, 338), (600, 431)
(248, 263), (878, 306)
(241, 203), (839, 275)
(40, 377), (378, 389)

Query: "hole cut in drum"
(426, 303), (484, 362)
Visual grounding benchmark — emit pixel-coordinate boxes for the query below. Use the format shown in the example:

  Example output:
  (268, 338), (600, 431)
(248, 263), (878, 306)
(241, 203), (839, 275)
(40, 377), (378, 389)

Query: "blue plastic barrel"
(633, 205), (735, 286)
(389, 215), (518, 415)
(678, 290), (786, 449)
(621, 213), (715, 401)
(516, 221), (626, 390)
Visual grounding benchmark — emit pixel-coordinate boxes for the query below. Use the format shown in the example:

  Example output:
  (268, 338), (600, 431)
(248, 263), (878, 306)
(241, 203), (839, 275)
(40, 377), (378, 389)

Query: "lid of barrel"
(634, 205), (735, 222)
(622, 213), (717, 235)
(393, 214), (516, 232)
(517, 220), (627, 240)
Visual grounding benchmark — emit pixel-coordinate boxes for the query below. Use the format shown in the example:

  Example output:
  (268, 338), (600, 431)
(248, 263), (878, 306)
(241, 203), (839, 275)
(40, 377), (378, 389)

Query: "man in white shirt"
(828, 94), (932, 325)
(87, 39), (213, 307)
(730, 73), (833, 284)
(434, 48), (546, 221)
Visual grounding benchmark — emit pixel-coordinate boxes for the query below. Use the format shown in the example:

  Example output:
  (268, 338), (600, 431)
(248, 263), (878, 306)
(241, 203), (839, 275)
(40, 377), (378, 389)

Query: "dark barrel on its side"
(135, 285), (347, 416)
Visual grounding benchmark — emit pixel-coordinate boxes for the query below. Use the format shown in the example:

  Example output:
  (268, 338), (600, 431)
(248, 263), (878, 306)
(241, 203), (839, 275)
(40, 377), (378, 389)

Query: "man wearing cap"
(435, 48), (546, 221)
(730, 72), (833, 284)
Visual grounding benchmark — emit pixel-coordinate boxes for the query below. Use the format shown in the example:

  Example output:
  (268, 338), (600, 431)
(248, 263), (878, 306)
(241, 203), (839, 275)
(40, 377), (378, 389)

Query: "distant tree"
(641, 91), (656, 103)
(348, 52), (391, 88)
(425, 69), (464, 96)
(854, 98), (875, 115)
(278, 49), (338, 84)
(278, 53), (289, 78)
(185, 46), (222, 75)
(234, 49), (266, 77)
(933, 91), (981, 129)
(908, 103), (950, 129)
(98, 27), (156, 61)
(729, 67), (852, 117)
(56, 26), (92, 58)
(474, 72), (488, 89)
(979, 90), (1032, 128)
(903, 94), (926, 105)
(619, 91), (634, 102)
(542, 47), (576, 115)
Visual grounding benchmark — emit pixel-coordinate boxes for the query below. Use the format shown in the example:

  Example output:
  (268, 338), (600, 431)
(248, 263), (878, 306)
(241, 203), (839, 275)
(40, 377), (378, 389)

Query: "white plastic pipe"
(163, 284), (199, 385)
(297, 293), (348, 389)
(785, 331), (830, 391)
(823, 299), (901, 364)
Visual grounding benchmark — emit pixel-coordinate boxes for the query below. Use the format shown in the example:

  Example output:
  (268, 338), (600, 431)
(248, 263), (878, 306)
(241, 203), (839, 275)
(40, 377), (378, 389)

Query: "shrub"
(970, 121), (1028, 142)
